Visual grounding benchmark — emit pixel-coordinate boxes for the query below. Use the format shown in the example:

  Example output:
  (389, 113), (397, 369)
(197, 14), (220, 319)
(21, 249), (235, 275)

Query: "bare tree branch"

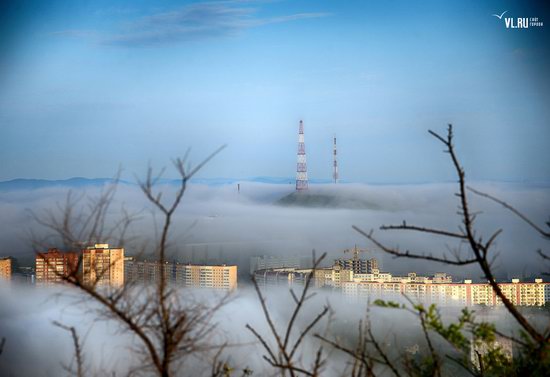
(247, 251), (329, 377)
(34, 146), (230, 377)
(53, 321), (85, 377)
(467, 186), (550, 239)
(380, 222), (467, 240)
(352, 226), (477, 266)
(354, 124), (546, 345)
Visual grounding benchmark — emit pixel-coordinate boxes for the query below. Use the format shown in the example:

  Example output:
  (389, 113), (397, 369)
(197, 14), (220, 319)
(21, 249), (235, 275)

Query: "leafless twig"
(34, 146), (230, 377)
(247, 251), (329, 376)
(53, 321), (85, 377)
(354, 124), (546, 345)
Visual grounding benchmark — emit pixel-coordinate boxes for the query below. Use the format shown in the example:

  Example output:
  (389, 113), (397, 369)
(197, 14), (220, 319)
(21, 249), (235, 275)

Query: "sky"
(0, 0), (549, 183)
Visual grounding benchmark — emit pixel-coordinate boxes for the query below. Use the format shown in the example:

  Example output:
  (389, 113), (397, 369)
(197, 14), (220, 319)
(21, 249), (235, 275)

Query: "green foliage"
(368, 299), (550, 376)
(476, 345), (513, 376)
(373, 299), (403, 308)
(471, 321), (497, 344)
(412, 303), (550, 376)
(513, 342), (550, 376)
(405, 354), (440, 377)
(422, 305), (470, 351)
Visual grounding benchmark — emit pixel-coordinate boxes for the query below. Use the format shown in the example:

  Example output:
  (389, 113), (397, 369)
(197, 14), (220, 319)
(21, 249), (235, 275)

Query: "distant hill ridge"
(0, 177), (124, 191)
(276, 189), (382, 210)
(0, 177), (329, 191)
(1, 177), (548, 191)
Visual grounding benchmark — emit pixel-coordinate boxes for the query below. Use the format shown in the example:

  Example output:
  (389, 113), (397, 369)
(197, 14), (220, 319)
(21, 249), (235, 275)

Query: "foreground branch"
(354, 124), (546, 345)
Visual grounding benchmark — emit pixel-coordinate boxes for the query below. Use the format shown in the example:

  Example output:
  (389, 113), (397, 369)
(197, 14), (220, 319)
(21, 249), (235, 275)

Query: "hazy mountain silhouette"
(276, 189), (382, 210)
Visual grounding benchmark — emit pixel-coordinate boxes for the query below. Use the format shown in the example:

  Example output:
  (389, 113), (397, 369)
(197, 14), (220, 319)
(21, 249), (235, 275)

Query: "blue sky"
(0, 0), (549, 182)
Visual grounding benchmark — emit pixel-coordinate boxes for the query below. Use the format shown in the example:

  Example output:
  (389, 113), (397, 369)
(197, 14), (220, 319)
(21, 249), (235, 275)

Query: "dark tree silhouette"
(247, 252), (330, 377)
(33, 146), (240, 377)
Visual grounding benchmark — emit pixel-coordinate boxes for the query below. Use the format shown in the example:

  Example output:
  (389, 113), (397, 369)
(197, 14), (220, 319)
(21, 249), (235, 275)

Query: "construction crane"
(341, 245), (378, 274)
(343, 245), (369, 260)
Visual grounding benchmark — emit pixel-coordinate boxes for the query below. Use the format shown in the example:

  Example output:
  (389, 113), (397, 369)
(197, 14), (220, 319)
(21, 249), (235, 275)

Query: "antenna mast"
(333, 135), (338, 183)
(296, 120), (308, 190)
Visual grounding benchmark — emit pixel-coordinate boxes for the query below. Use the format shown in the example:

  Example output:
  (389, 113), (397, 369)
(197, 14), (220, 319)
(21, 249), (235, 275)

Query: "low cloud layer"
(0, 283), (543, 376)
(0, 181), (549, 375)
(0, 180), (549, 278)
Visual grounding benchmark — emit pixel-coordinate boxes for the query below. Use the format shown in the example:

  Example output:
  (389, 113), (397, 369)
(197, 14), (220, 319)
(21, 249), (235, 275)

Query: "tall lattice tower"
(296, 120), (308, 190)
(333, 135), (338, 183)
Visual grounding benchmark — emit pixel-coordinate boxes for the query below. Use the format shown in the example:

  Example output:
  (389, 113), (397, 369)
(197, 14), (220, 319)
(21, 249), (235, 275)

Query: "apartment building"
(249, 255), (302, 274)
(175, 264), (237, 291)
(316, 265), (451, 289)
(124, 257), (174, 285)
(254, 267), (311, 288)
(335, 257), (379, 274)
(342, 278), (549, 307)
(35, 249), (79, 284)
(0, 257), (12, 281)
(82, 244), (124, 287)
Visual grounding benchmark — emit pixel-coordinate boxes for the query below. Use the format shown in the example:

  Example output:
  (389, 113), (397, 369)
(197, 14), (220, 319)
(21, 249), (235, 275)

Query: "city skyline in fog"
(1, 0), (549, 183)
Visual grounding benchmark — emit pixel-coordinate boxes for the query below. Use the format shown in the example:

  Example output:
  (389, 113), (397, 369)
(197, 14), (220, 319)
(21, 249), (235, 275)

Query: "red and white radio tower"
(296, 120), (308, 190)
(333, 135), (338, 183)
